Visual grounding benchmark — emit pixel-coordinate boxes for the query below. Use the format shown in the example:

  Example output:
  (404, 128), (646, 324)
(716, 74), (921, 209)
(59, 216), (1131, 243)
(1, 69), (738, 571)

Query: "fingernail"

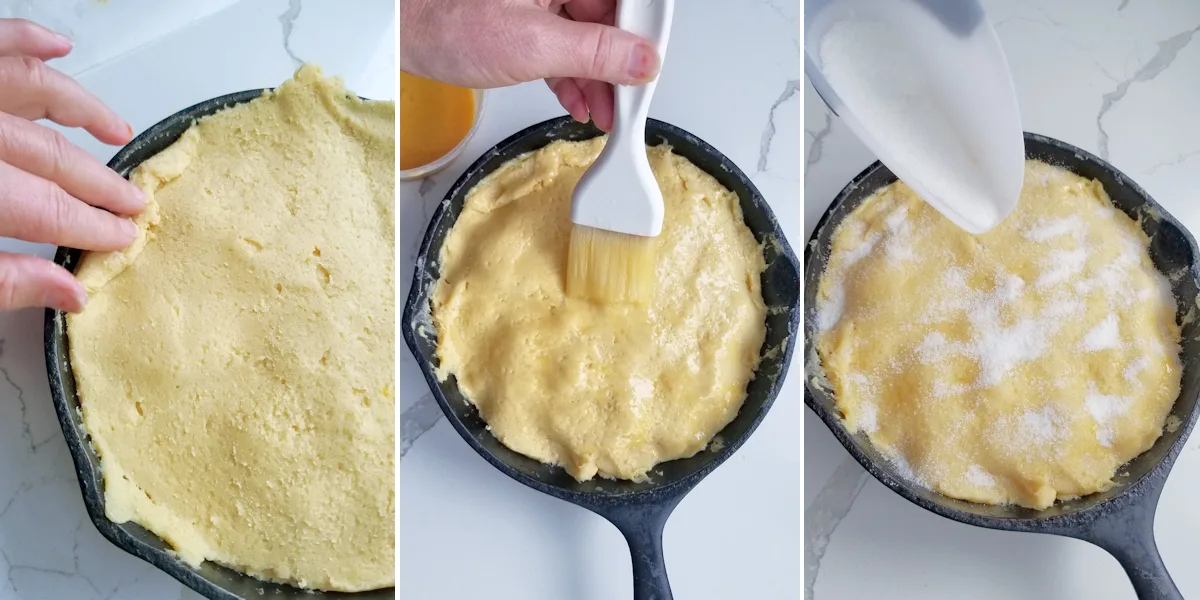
(131, 185), (146, 208)
(53, 32), (72, 49)
(47, 286), (85, 313)
(627, 43), (659, 82)
(121, 218), (138, 238)
(125, 122), (134, 138)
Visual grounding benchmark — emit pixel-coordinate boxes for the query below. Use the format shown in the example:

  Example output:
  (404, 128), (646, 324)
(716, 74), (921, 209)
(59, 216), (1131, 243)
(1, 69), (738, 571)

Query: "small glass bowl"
(399, 88), (488, 181)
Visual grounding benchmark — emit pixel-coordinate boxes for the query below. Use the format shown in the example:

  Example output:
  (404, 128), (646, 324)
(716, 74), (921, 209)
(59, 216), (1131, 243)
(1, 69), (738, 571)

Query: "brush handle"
(612, 0), (674, 149)
(571, 0), (673, 237)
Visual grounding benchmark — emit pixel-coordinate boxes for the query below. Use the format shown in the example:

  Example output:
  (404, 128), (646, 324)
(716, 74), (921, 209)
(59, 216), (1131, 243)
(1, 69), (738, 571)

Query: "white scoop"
(805, 0), (1024, 235)
(570, 0), (674, 237)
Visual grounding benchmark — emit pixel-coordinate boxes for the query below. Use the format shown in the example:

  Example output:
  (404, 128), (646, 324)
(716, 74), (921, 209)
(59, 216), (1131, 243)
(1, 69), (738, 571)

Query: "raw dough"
(816, 160), (1182, 509)
(432, 138), (767, 481)
(67, 66), (394, 591)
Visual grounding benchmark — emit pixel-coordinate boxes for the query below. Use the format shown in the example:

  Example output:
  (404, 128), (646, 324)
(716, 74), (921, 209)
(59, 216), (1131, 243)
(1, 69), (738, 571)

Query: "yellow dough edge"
(816, 160), (1182, 509)
(432, 138), (768, 482)
(66, 65), (394, 591)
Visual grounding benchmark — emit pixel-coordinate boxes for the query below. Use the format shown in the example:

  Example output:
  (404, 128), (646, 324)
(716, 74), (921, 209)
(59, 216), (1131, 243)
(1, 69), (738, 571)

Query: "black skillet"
(401, 116), (801, 600)
(43, 90), (395, 600)
(804, 133), (1200, 600)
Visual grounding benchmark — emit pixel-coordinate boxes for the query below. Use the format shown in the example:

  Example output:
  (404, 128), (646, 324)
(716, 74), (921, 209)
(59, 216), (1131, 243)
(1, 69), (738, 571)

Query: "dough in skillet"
(67, 65), (394, 591)
(816, 160), (1182, 509)
(432, 137), (768, 481)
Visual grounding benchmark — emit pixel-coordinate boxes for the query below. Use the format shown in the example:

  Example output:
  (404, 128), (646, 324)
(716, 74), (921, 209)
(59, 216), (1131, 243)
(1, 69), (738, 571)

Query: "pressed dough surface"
(816, 160), (1182, 509)
(67, 66), (394, 591)
(432, 138), (768, 481)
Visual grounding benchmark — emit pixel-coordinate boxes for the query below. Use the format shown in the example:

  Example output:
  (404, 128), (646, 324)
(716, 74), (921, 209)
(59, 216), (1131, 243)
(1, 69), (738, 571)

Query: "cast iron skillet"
(402, 116), (801, 600)
(804, 133), (1200, 600)
(43, 90), (395, 600)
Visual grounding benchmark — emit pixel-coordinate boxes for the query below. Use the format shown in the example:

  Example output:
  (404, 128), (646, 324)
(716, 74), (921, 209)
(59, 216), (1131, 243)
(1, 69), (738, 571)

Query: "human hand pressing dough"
(0, 19), (143, 313)
(400, 0), (660, 132)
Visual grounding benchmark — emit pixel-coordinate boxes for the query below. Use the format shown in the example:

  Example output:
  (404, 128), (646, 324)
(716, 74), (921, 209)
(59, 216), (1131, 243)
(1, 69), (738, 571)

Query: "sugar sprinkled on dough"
(1085, 385), (1133, 447)
(1081, 314), (1122, 352)
(815, 160), (1182, 509)
(965, 464), (998, 488)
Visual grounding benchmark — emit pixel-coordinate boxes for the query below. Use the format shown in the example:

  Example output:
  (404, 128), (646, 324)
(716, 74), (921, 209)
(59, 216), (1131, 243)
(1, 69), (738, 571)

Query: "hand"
(0, 19), (143, 313)
(400, 0), (660, 132)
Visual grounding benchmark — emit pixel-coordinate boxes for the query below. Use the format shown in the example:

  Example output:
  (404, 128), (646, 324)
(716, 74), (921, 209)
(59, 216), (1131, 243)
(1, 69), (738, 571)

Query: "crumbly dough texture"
(816, 160), (1182, 509)
(67, 66), (394, 591)
(432, 138), (768, 481)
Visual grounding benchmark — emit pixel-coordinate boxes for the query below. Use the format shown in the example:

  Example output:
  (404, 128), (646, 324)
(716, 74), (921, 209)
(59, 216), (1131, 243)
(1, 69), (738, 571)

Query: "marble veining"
(400, 393), (442, 459)
(803, 456), (867, 600)
(278, 0), (303, 68)
(1095, 24), (1200, 160)
(803, 112), (832, 174)
(757, 79), (802, 173)
(0, 339), (53, 456)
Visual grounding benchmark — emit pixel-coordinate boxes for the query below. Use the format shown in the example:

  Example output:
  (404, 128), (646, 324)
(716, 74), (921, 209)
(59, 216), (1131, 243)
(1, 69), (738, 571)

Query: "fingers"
(546, 77), (615, 131)
(0, 252), (84, 312)
(518, 11), (659, 85)
(0, 161), (136, 252)
(0, 19), (72, 60)
(547, 78), (589, 123)
(0, 57), (132, 145)
(561, 0), (615, 25)
(579, 79), (614, 131)
(0, 113), (143, 215)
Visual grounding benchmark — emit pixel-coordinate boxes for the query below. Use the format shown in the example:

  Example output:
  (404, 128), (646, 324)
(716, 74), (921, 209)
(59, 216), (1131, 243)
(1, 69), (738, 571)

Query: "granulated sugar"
(886, 452), (927, 488)
(818, 13), (1006, 231)
(1081, 313), (1122, 352)
(883, 205), (915, 261)
(818, 228), (882, 332)
(918, 271), (1052, 388)
(846, 373), (879, 433)
(815, 164), (1182, 508)
(1036, 248), (1089, 288)
(1125, 356), (1151, 384)
(1024, 216), (1086, 242)
(1019, 405), (1069, 445)
(1084, 384), (1133, 447)
(1042, 292), (1086, 319)
(985, 403), (1070, 461)
(965, 464), (997, 488)
(856, 402), (879, 434)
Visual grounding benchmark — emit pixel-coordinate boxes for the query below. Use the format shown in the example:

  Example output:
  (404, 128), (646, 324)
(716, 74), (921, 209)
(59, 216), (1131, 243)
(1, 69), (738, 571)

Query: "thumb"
(519, 12), (660, 85)
(0, 252), (85, 313)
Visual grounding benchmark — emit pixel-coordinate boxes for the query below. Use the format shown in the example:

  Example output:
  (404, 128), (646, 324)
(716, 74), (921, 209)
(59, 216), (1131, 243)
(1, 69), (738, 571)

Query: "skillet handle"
(1076, 484), (1181, 600)
(1096, 531), (1181, 600)
(600, 499), (681, 600)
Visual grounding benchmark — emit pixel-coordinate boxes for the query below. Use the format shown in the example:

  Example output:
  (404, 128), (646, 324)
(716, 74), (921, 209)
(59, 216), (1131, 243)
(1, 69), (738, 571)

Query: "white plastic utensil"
(570, 0), (675, 238)
(805, 0), (1025, 235)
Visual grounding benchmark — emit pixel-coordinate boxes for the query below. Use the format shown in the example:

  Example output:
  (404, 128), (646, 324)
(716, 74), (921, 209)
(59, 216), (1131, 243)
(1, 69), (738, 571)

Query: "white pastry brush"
(566, 0), (674, 305)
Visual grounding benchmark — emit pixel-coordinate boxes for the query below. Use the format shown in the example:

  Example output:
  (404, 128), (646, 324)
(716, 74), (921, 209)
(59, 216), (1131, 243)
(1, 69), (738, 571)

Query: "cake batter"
(816, 160), (1182, 509)
(67, 66), (394, 591)
(432, 138), (768, 481)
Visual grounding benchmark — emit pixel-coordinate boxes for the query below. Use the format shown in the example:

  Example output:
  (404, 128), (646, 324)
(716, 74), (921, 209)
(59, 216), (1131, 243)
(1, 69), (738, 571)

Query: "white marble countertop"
(805, 1), (1200, 598)
(0, 1), (394, 598)
(398, 1), (801, 599)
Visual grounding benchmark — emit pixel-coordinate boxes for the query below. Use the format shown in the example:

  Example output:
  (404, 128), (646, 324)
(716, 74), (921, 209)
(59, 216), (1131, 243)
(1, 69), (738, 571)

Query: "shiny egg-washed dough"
(816, 160), (1182, 509)
(67, 66), (394, 591)
(432, 138), (767, 481)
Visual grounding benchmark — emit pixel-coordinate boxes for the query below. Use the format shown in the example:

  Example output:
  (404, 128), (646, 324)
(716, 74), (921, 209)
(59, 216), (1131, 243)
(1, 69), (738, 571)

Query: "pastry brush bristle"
(566, 225), (655, 304)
